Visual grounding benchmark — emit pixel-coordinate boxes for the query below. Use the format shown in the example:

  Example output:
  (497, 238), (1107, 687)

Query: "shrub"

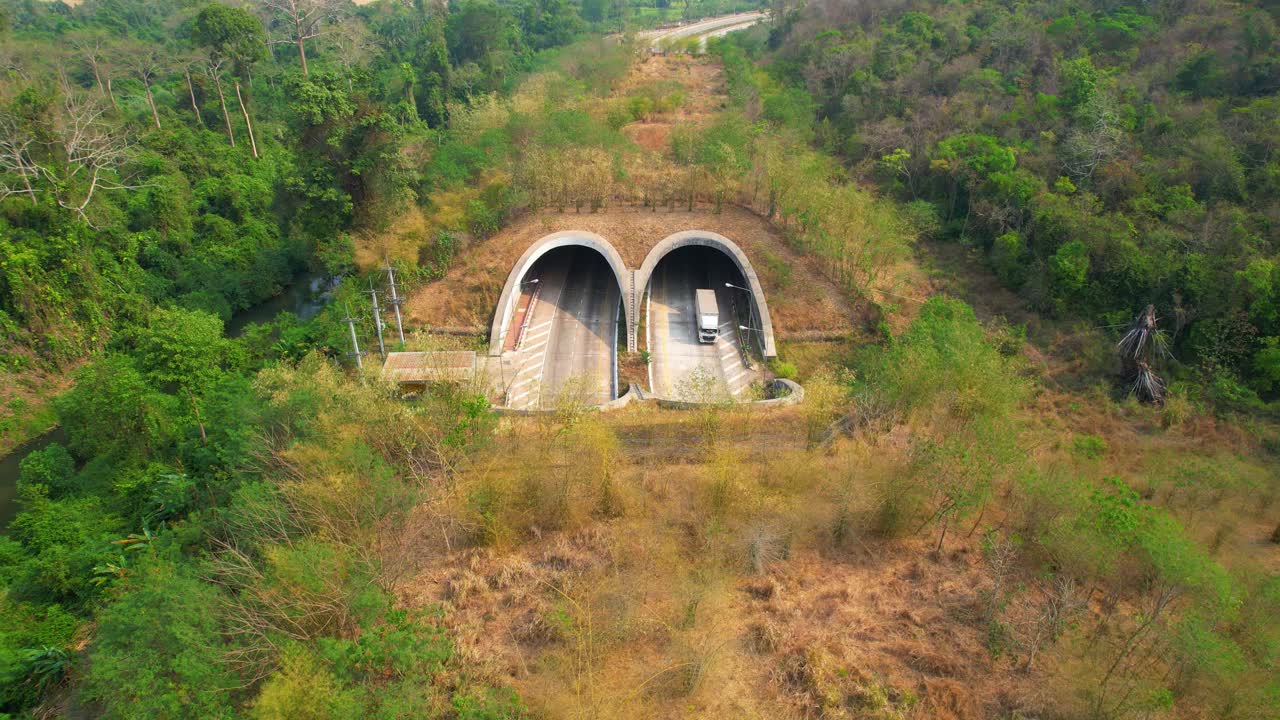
(85, 562), (238, 719)
(868, 296), (1028, 421)
(1072, 434), (1109, 459)
(769, 359), (798, 380)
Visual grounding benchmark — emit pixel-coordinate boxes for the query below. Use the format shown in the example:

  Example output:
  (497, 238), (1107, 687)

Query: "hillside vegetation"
(0, 1), (1276, 719)
(762, 0), (1280, 407)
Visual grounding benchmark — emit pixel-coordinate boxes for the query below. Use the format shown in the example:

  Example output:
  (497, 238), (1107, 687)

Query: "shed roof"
(381, 351), (476, 384)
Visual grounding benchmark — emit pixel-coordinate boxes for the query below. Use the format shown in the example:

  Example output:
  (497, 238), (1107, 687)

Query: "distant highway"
(637, 11), (768, 51)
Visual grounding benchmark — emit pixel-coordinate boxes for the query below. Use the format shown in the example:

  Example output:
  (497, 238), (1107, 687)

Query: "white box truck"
(696, 289), (719, 343)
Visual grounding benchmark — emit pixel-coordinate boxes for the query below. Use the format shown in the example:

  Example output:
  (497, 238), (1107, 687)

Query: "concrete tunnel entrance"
(636, 231), (776, 360)
(489, 229), (776, 406)
(641, 244), (766, 400)
(489, 232), (631, 357)
(493, 238), (626, 410)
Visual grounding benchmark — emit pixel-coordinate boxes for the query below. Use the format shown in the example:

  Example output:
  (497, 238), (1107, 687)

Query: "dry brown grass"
(0, 357), (76, 455)
(389, 402), (1071, 720)
(402, 206), (858, 335)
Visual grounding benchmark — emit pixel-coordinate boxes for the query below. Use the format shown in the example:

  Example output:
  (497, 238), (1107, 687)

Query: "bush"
(1072, 434), (1109, 459)
(85, 562), (238, 720)
(868, 296), (1028, 421)
(17, 444), (76, 498)
(769, 359), (798, 380)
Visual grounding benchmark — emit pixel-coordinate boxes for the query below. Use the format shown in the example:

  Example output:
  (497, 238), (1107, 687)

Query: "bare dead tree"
(259, 0), (345, 76)
(122, 43), (167, 131)
(181, 55), (206, 128)
(69, 31), (119, 111)
(324, 19), (378, 90)
(0, 112), (38, 205)
(234, 81), (259, 158)
(204, 56), (236, 147)
(6, 95), (145, 222)
(1020, 575), (1084, 672)
(1117, 304), (1169, 403)
(1093, 580), (1184, 718)
(1060, 96), (1125, 179)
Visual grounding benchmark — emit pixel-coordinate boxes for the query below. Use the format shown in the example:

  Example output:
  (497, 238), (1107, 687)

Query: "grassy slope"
(379, 42), (1280, 719)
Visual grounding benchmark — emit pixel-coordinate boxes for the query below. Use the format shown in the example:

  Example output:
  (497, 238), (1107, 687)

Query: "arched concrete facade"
(488, 231), (632, 357)
(635, 230), (777, 359)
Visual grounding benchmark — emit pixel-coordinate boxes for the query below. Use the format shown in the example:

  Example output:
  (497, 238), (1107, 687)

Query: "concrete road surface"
(505, 248), (619, 410)
(648, 256), (759, 401)
(638, 11), (767, 51)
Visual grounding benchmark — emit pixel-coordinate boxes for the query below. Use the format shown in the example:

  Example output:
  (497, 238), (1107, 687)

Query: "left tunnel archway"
(489, 231), (632, 357)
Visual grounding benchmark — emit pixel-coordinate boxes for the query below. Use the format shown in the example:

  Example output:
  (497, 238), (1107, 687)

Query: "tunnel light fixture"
(740, 324), (762, 333)
(725, 282), (751, 293)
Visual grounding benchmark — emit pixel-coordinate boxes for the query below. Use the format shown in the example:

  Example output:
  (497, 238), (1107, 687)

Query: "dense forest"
(756, 0), (1280, 405)
(0, 0), (1277, 718)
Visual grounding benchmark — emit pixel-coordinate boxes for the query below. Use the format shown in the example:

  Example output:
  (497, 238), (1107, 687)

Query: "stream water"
(224, 271), (340, 337)
(0, 428), (68, 531)
(0, 272), (339, 530)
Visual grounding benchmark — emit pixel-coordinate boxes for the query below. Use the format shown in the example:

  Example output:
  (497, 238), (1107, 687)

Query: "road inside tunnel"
(646, 246), (760, 401)
(503, 246), (621, 410)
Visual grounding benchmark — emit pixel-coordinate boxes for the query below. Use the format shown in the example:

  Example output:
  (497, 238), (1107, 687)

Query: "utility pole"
(343, 305), (362, 369)
(367, 281), (386, 357)
(385, 264), (406, 345)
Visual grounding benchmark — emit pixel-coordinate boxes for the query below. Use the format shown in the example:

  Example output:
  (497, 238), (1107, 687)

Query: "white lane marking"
(726, 369), (749, 385)
(514, 359), (544, 377)
(528, 319), (552, 332)
(523, 328), (551, 344)
(509, 376), (537, 391)
(522, 340), (548, 354)
(719, 322), (734, 330)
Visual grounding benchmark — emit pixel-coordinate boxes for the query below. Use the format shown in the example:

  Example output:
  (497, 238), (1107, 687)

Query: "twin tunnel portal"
(492, 231), (778, 410)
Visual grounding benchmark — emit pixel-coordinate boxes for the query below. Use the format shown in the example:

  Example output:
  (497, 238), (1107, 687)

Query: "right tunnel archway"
(635, 230), (777, 360)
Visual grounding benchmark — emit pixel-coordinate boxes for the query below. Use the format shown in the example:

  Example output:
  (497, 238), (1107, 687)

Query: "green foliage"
(748, 0), (1280, 397)
(123, 307), (228, 392)
(192, 3), (266, 74)
(85, 562), (238, 720)
(769, 359), (798, 380)
(870, 296), (1028, 420)
(0, 597), (76, 708)
(17, 443), (76, 498)
(989, 231), (1028, 287)
(1071, 434), (1108, 459)
(54, 355), (174, 460)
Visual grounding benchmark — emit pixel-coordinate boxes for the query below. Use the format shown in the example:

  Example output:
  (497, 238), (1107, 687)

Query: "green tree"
(54, 356), (174, 460)
(126, 307), (229, 394)
(193, 3), (266, 153)
(85, 562), (238, 720)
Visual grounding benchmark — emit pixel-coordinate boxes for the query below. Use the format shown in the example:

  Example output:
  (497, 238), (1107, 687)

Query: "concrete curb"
(651, 378), (804, 410)
(491, 380), (801, 416)
(599, 383), (644, 412)
(493, 383), (644, 416)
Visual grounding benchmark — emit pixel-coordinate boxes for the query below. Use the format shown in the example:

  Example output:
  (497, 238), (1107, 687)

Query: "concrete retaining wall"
(652, 379), (803, 410)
